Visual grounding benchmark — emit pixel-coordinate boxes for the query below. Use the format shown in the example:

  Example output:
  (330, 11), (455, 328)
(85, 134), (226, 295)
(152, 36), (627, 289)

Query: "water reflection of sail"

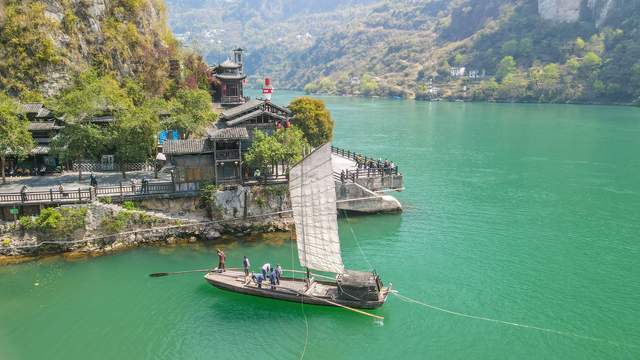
(289, 143), (344, 274)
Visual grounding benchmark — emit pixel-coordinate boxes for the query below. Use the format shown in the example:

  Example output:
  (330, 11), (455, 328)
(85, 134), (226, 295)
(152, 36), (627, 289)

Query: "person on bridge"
(90, 173), (98, 188)
(20, 185), (28, 202)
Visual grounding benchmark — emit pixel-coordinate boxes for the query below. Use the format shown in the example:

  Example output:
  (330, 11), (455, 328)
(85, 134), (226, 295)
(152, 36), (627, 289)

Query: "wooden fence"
(331, 146), (400, 176)
(0, 182), (177, 205)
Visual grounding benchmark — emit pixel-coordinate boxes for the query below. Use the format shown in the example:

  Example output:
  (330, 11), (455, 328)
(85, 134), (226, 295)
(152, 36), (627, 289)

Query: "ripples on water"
(1, 95), (640, 359)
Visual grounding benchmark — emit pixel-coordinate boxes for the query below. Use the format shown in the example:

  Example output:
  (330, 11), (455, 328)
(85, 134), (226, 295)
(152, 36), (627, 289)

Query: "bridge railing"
(331, 146), (400, 176)
(0, 188), (94, 204)
(0, 182), (177, 205)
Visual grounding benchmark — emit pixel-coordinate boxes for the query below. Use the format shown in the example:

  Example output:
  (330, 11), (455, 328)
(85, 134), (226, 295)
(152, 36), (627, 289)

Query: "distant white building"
(450, 67), (466, 77)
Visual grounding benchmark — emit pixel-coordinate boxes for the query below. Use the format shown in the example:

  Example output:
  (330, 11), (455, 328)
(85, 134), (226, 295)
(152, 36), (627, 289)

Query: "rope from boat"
(289, 227), (309, 360)
(390, 290), (639, 349)
(299, 291), (309, 360)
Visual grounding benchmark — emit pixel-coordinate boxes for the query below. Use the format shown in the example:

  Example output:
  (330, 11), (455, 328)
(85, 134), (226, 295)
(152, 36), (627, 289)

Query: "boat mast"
(301, 145), (310, 286)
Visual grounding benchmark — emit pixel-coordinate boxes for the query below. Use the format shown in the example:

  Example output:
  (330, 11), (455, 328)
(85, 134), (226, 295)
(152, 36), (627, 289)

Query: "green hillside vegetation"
(295, 0), (640, 105)
(168, 0), (640, 105)
(0, 0), (217, 178)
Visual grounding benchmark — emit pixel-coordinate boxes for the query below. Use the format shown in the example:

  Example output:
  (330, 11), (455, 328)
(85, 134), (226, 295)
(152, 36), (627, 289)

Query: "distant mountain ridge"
(166, 0), (640, 104)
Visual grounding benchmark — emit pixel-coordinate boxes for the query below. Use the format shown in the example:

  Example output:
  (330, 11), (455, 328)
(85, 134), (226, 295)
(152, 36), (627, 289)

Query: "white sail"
(289, 143), (344, 274)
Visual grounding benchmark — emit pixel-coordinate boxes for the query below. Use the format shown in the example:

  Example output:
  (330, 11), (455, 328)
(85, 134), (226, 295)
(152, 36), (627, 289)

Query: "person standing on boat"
(216, 249), (226, 272)
(268, 271), (277, 290)
(274, 264), (282, 285)
(242, 256), (250, 276)
(261, 263), (271, 278)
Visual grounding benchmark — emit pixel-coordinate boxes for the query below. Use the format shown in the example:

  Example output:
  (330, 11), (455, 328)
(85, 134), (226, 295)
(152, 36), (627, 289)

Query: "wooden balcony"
(215, 149), (241, 161)
(221, 96), (248, 105)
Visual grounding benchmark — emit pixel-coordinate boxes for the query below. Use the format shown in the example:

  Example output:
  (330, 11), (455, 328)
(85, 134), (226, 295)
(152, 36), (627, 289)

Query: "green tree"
(272, 127), (308, 166)
(50, 71), (132, 180)
(631, 63), (640, 100)
(359, 74), (379, 96)
(453, 53), (465, 66)
(501, 40), (519, 56)
(167, 89), (217, 136)
(575, 37), (586, 52)
(114, 105), (160, 178)
(496, 56), (517, 83)
(50, 71), (132, 123)
(0, 93), (34, 184)
(51, 124), (106, 180)
(244, 130), (281, 181)
(497, 73), (529, 100)
(288, 97), (334, 147)
(582, 52), (602, 71)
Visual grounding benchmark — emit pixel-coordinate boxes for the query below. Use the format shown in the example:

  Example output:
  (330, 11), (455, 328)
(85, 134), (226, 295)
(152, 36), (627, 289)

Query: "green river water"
(1, 92), (640, 359)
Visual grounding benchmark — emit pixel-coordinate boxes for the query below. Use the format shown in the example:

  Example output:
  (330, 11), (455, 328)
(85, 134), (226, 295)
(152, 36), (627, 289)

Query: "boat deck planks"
(204, 270), (388, 309)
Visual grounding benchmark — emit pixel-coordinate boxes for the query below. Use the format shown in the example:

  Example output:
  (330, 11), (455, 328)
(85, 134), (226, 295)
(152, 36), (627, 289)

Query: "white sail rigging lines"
(289, 143), (345, 274)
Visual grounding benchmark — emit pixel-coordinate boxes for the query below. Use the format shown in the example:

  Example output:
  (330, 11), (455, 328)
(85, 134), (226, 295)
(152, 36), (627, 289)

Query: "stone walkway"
(0, 156), (355, 193)
(331, 153), (357, 172)
(0, 169), (172, 192)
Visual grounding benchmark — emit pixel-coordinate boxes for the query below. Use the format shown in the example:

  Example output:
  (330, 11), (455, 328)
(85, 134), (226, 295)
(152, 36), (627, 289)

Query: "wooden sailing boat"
(204, 143), (390, 309)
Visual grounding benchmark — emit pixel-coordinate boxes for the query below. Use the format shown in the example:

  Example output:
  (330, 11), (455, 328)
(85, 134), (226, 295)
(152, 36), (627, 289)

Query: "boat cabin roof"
(337, 270), (377, 287)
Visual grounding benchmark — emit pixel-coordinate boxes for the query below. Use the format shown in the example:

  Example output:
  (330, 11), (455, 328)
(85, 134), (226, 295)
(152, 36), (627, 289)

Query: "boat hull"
(204, 270), (388, 309)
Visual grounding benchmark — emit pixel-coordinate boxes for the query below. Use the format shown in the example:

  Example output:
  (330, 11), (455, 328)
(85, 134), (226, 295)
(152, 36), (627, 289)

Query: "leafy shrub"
(19, 207), (87, 238)
(122, 201), (138, 210)
(2, 238), (12, 247)
(100, 210), (135, 234)
(255, 196), (266, 208)
(19, 216), (35, 230)
(199, 182), (221, 215)
(99, 196), (113, 204)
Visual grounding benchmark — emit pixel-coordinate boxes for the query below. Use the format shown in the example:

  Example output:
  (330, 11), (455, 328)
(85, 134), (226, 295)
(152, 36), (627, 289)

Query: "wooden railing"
(0, 182), (177, 205)
(0, 188), (94, 204)
(221, 96), (248, 105)
(331, 146), (400, 177)
(216, 149), (241, 161)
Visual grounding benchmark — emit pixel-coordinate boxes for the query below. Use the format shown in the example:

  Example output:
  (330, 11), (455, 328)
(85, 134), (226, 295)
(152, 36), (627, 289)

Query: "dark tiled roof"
(219, 60), (241, 68)
(163, 139), (214, 155)
(215, 73), (247, 81)
(28, 122), (57, 131)
(221, 99), (263, 119)
(22, 103), (43, 113)
(92, 115), (115, 123)
(209, 127), (249, 140)
(226, 109), (288, 127)
(267, 102), (292, 115)
(31, 145), (50, 155)
(36, 107), (51, 118)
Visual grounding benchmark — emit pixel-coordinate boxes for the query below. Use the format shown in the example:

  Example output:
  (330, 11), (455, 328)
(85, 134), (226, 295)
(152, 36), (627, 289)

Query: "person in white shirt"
(261, 263), (271, 278)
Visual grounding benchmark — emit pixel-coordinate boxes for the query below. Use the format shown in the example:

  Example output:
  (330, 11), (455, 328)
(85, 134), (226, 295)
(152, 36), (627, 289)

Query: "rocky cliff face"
(0, 0), (177, 97)
(538, 0), (582, 22)
(538, 0), (618, 26)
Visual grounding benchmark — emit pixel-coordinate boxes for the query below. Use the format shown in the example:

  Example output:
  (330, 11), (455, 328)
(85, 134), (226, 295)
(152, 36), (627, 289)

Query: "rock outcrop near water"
(0, 185), (294, 259)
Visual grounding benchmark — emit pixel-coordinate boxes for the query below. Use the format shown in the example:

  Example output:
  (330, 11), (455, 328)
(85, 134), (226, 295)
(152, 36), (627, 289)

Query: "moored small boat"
(204, 143), (392, 311)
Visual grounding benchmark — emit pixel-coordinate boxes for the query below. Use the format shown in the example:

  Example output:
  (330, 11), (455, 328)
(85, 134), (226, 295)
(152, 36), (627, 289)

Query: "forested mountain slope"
(168, 0), (640, 104)
(0, 0), (181, 97)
